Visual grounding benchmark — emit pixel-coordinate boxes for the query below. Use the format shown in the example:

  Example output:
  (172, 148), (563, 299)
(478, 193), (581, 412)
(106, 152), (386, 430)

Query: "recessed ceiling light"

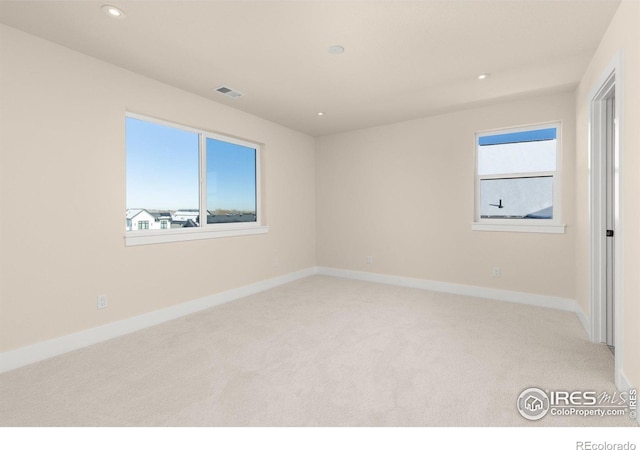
(328, 45), (345, 55)
(478, 73), (491, 80)
(317, 112), (325, 116)
(102, 5), (126, 19)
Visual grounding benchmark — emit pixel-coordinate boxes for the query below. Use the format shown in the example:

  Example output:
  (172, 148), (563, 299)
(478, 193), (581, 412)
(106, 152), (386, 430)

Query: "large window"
(473, 123), (564, 233)
(125, 113), (266, 246)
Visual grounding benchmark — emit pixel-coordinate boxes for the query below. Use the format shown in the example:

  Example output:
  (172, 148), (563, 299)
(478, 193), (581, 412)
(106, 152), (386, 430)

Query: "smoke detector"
(214, 85), (243, 98)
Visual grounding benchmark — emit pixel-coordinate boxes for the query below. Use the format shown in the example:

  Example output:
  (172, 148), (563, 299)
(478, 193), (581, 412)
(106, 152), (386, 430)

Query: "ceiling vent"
(215, 85), (243, 98)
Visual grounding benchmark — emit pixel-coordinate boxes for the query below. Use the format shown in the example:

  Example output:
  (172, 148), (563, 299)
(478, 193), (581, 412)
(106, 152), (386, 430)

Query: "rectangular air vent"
(215, 85), (243, 98)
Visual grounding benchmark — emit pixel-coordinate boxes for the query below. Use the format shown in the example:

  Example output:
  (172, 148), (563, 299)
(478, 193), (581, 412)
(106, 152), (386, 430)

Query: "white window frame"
(472, 122), (565, 234)
(125, 112), (267, 246)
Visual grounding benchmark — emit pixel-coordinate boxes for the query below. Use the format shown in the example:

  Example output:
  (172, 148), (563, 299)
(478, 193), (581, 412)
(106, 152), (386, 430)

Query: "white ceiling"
(0, 0), (620, 136)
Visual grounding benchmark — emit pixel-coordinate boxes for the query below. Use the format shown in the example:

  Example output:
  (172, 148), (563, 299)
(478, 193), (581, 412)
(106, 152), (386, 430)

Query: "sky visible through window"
(206, 138), (256, 213)
(126, 117), (256, 213)
(126, 117), (199, 210)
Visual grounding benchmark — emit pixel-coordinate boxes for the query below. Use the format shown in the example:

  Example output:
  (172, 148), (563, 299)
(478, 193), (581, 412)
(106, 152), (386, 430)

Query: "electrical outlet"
(492, 267), (501, 278)
(367, 256), (373, 264)
(97, 295), (108, 310)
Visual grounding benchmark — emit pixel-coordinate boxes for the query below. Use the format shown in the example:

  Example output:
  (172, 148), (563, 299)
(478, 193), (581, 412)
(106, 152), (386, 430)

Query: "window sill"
(471, 222), (565, 234)
(125, 224), (269, 246)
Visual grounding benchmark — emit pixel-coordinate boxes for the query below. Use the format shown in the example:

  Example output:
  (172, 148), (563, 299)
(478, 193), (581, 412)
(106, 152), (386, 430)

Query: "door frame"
(588, 50), (623, 387)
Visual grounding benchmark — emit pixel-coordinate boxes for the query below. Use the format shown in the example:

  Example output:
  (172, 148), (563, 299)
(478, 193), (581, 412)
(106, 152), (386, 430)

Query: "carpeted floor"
(0, 276), (634, 426)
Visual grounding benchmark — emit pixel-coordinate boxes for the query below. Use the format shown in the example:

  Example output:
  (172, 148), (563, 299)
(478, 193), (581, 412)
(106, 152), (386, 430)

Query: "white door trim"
(588, 49), (624, 388)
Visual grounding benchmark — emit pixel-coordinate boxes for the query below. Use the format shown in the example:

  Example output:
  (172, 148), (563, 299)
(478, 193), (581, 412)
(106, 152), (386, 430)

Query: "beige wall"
(575, 0), (640, 391)
(1, 2), (637, 394)
(316, 91), (576, 299)
(0, 25), (316, 352)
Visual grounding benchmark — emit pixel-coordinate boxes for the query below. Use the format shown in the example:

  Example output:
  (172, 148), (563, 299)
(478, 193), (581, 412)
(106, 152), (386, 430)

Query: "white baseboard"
(574, 304), (591, 340)
(0, 265), (604, 378)
(317, 267), (578, 312)
(0, 267), (317, 374)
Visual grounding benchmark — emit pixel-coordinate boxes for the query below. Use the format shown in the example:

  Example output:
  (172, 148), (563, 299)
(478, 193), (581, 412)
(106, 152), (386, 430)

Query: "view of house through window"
(126, 115), (258, 233)
(476, 125), (558, 221)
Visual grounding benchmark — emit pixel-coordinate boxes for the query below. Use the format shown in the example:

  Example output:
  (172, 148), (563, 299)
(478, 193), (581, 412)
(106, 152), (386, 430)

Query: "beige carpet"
(0, 275), (634, 426)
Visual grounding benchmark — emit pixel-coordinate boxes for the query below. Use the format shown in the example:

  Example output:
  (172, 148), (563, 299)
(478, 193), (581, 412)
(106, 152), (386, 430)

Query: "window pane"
(206, 138), (257, 224)
(126, 117), (199, 231)
(480, 176), (553, 219)
(478, 140), (556, 175)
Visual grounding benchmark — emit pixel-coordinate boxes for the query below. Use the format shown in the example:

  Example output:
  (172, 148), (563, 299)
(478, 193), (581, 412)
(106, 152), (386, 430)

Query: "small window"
(473, 123), (564, 233)
(125, 113), (267, 246)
